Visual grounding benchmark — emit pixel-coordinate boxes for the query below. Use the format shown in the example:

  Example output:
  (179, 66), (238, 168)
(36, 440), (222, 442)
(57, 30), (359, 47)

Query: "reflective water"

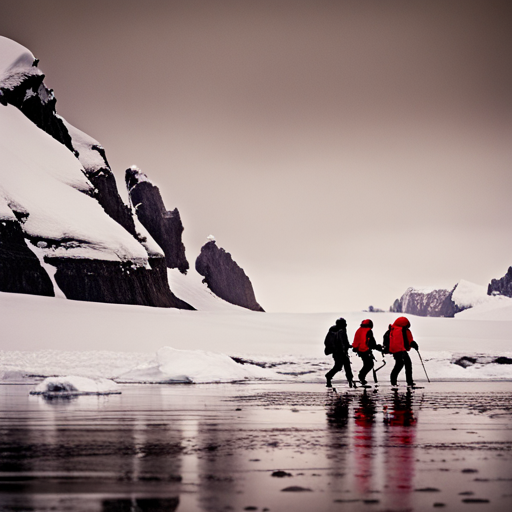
(1, 382), (512, 511)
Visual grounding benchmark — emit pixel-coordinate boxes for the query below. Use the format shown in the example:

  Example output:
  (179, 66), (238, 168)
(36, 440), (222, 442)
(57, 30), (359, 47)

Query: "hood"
(393, 316), (411, 328)
(335, 317), (347, 329)
(360, 319), (373, 328)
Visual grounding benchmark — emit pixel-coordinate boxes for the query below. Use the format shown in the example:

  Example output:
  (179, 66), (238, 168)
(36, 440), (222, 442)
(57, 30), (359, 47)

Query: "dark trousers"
(358, 351), (374, 383)
(326, 352), (353, 383)
(390, 351), (413, 385)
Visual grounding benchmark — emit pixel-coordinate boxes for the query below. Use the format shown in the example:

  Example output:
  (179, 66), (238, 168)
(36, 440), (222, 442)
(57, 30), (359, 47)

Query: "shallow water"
(1, 382), (512, 512)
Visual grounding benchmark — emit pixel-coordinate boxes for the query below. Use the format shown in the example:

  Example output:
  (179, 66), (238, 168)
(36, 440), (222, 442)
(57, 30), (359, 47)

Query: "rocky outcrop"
(126, 167), (189, 273)
(0, 218), (54, 297)
(48, 255), (191, 308)
(196, 240), (264, 312)
(487, 267), (512, 297)
(390, 287), (457, 317)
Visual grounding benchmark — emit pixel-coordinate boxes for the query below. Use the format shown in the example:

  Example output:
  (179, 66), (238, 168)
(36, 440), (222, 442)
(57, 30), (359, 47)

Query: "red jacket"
(352, 319), (374, 353)
(389, 317), (414, 353)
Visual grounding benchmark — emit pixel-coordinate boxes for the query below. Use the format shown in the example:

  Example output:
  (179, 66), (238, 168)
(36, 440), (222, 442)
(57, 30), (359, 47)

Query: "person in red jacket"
(352, 319), (382, 385)
(384, 317), (419, 387)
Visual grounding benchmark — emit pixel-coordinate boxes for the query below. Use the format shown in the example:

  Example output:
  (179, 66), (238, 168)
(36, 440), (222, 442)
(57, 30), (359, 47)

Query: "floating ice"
(30, 376), (121, 396)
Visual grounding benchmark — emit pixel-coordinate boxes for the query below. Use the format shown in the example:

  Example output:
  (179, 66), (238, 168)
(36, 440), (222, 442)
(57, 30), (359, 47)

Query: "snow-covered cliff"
(0, 36), (263, 312)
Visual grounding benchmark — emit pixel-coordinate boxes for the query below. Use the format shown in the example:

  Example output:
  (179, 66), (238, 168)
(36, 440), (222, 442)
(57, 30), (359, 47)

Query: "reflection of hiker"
(326, 394), (352, 429)
(324, 318), (354, 388)
(352, 319), (382, 385)
(384, 388), (417, 426)
(383, 317), (418, 387)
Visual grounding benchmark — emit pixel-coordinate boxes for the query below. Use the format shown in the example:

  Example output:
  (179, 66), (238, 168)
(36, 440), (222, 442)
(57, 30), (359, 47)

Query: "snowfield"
(1, 291), (511, 387)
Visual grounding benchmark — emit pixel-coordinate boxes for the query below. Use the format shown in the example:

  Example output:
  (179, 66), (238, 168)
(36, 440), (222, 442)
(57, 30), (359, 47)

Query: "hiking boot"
(325, 375), (332, 388)
(391, 381), (397, 387)
(407, 381), (416, 387)
(359, 377), (367, 386)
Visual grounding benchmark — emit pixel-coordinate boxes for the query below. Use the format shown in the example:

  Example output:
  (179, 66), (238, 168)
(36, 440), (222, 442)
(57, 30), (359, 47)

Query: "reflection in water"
(325, 391), (353, 494)
(325, 388), (418, 504)
(326, 392), (351, 429)
(102, 497), (179, 512)
(1, 387), (182, 512)
(353, 390), (377, 493)
(384, 389), (417, 509)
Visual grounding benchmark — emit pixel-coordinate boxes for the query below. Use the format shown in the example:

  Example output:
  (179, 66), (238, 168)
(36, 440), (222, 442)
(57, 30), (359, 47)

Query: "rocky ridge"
(126, 167), (189, 274)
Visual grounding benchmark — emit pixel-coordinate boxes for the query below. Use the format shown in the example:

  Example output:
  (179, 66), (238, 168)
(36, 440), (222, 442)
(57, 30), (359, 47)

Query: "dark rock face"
(390, 287), (457, 317)
(195, 241), (264, 312)
(49, 255), (193, 309)
(126, 168), (189, 273)
(487, 267), (512, 297)
(0, 219), (54, 296)
(88, 166), (137, 238)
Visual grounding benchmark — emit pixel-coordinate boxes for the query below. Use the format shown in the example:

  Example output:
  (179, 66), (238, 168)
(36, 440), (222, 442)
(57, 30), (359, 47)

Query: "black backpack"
(382, 328), (391, 354)
(324, 330), (336, 355)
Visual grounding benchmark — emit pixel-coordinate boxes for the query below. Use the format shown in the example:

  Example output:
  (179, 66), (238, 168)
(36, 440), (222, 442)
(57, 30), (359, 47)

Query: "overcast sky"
(2, 1), (511, 313)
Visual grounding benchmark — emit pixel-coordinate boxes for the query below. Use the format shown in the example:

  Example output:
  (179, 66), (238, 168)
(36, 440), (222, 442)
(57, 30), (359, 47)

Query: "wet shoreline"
(1, 382), (512, 511)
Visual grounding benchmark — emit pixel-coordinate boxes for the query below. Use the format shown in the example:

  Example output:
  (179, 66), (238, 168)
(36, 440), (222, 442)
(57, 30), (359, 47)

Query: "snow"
(117, 346), (280, 384)
(63, 120), (107, 172)
(30, 375), (120, 395)
(0, 103), (149, 263)
(167, 267), (247, 311)
(0, 195), (17, 221)
(1, 291), (512, 386)
(452, 279), (512, 313)
(0, 36), (40, 90)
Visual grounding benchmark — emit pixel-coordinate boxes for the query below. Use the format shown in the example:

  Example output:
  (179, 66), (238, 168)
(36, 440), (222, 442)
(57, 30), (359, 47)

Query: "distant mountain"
(390, 278), (512, 318)
(390, 287), (457, 317)
(488, 267), (512, 298)
(0, 36), (263, 312)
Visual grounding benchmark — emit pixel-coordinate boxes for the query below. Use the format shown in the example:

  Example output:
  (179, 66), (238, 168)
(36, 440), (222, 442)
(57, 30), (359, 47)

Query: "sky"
(1, 0), (511, 313)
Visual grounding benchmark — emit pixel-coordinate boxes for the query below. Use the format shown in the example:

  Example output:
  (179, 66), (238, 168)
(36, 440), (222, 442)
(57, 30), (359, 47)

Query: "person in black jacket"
(324, 317), (354, 388)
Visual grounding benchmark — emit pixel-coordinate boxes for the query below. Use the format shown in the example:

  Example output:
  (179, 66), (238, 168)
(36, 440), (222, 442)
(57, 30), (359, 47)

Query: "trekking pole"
(415, 348), (430, 383)
(372, 355), (387, 384)
(372, 353), (378, 384)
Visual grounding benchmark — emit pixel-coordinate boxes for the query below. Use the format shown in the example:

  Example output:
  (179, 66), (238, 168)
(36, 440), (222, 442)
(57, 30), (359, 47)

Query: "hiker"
(383, 316), (418, 387)
(324, 318), (354, 388)
(352, 319), (382, 385)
